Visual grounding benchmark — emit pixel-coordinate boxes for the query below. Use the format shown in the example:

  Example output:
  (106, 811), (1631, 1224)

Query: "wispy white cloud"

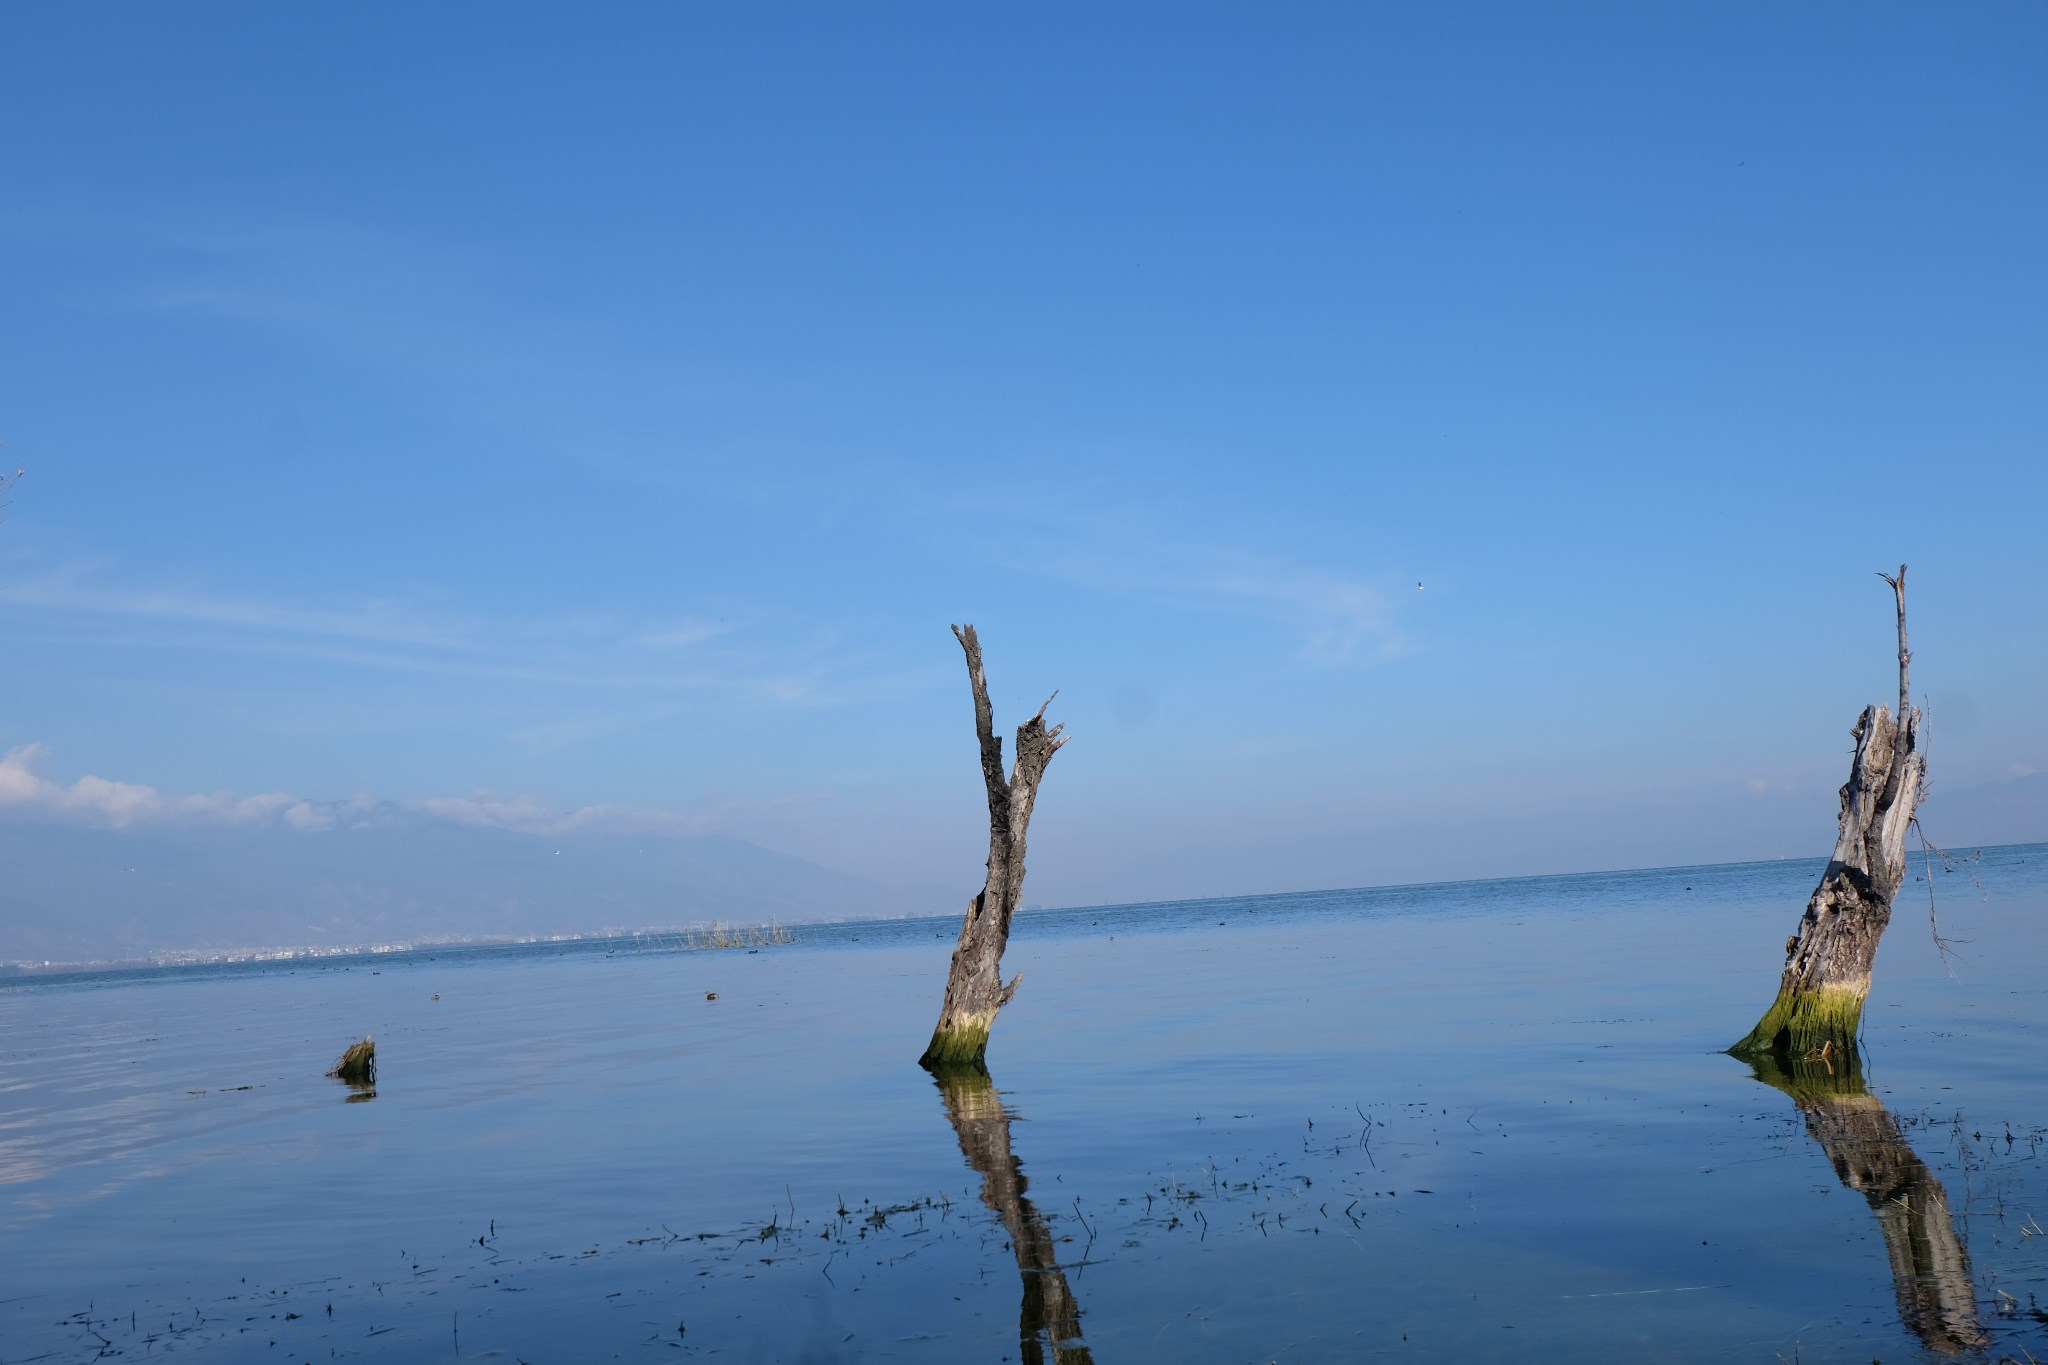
(416, 792), (705, 836)
(418, 787), (831, 837)
(631, 619), (731, 650)
(0, 561), (875, 707)
(92, 208), (501, 378)
(554, 454), (1414, 664)
(1187, 553), (1403, 661)
(990, 503), (1409, 662)
(0, 743), (825, 840)
(283, 800), (336, 832)
(849, 470), (1415, 663)
(0, 744), (308, 828)
(0, 568), (465, 647)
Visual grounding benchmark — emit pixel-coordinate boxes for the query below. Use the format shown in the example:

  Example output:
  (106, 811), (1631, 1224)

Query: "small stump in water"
(327, 1036), (376, 1085)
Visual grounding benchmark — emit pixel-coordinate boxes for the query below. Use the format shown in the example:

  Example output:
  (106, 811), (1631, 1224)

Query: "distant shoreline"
(7, 840), (2034, 982)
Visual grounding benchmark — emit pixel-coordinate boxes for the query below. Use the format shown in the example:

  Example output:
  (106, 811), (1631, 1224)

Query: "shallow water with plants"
(5, 846), (2047, 1362)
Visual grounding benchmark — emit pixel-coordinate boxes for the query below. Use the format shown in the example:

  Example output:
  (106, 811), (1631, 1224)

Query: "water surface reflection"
(933, 1067), (1095, 1365)
(1749, 1052), (1986, 1355)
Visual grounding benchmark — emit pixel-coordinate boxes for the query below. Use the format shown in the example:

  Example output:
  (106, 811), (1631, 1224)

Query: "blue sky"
(2, 5), (2043, 917)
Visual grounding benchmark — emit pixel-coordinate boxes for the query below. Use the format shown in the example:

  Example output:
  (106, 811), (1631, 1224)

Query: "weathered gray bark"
(1748, 1054), (1986, 1355)
(920, 624), (1066, 1070)
(933, 1068), (1093, 1365)
(1732, 567), (1924, 1060)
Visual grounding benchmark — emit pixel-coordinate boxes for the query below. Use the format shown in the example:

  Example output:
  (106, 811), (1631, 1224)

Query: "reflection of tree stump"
(1749, 1054), (1986, 1356)
(933, 1068), (1094, 1365)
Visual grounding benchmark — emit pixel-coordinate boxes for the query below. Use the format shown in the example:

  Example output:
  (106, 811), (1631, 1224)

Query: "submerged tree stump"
(1732, 567), (1923, 1061)
(1747, 1052), (1985, 1355)
(933, 1067), (1094, 1364)
(326, 1036), (376, 1085)
(919, 625), (1066, 1071)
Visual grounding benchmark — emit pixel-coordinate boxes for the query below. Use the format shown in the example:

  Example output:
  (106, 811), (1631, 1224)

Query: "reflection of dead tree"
(1748, 1053), (1986, 1356)
(933, 1068), (1094, 1365)
(1733, 567), (1925, 1060)
(921, 624), (1067, 1070)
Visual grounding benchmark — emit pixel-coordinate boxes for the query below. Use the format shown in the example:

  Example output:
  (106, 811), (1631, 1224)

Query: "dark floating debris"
(327, 1036), (376, 1085)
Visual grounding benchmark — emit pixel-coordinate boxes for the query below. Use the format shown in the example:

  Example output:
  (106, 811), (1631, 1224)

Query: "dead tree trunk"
(933, 1067), (1094, 1365)
(1732, 567), (1924, 1060)
(919, 624), (1066, 1071)
(1747, 1053), (1986, 1355)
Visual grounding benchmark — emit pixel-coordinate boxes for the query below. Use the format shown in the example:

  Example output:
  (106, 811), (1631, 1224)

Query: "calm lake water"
(5, 846), (2047, 1363)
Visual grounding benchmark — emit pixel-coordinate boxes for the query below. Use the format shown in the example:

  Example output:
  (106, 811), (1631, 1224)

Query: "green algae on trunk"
(1733, 983), (1872, 1063)
(1731, 567), (1923, 1062)
(921, 1013), (997, 1072)
(919, 625), (1066, 1072)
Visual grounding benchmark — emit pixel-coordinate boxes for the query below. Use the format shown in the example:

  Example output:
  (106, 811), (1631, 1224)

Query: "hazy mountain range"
(1, 769), (2039, 969)
(0, 806), (948, 966)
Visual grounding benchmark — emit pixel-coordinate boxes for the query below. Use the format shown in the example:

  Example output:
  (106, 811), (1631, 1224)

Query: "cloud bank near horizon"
(0, 743), (817, 841)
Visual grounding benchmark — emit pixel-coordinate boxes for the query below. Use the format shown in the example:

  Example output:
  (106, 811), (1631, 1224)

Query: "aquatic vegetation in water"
(682, 920), (793, 951)
(32, 1081), (2048, 1363)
